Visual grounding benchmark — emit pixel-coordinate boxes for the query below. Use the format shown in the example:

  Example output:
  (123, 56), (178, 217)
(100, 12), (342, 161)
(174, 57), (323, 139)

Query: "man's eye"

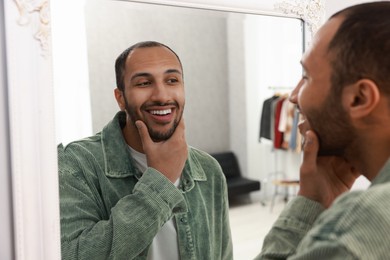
(167, 78), (179, 84)
(301, 72), (309, 80)
(135, 81), (151, 87)
(301, 70), (308, 80)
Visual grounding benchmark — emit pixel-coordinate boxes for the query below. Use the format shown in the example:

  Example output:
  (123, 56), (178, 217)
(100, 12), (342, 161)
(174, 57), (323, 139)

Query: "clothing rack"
(259, 87), (300, 207)
(267, 85), (294, 94)
(267, 85), (294, 90)
(259, 145), (288, 207)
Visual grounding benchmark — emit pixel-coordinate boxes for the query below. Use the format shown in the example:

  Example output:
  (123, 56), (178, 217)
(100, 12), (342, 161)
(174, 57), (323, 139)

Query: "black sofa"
(211, 152), (261, 200)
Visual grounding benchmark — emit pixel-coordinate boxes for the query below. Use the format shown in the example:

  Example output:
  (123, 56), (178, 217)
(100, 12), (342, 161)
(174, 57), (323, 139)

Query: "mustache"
(141, 101), (179, 109)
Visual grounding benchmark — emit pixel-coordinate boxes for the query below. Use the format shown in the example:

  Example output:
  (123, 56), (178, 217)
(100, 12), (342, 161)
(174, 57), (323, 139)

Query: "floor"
(228, 195), (286, 260)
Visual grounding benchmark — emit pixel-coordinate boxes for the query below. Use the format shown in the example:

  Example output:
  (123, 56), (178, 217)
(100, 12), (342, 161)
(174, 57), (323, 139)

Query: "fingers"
(301, 130), (319, 172)
(172, 117), (186, 139)
(135, 118), (187, 183)
(135, 120), (152, 149)
(299, 130), (358, 208)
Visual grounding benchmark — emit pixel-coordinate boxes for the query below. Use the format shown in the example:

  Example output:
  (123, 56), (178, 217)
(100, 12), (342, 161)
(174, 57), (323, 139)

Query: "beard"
(306, 91), (356, 157)
(124, 98), (183, 142)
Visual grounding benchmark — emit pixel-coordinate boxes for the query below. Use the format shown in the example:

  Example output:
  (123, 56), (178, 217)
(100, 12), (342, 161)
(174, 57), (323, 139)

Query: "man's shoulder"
(57, 111), (123, 156)
(315, 183), (390, 238)
(310, 183), (390, 258)
(188, 147), (220, 166)
(188, 146), (212, 158)
(57, 133), (104, 170)
(334, 182), (390, 211)
(352, 182), (390, 212)
(58, 133), (102, 154)
(187, 147), (225, 179)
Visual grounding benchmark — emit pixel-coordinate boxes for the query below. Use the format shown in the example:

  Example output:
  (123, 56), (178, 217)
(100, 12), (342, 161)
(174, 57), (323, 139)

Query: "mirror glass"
(91, 0), (301, 181)
(53, 0), (303, 178)
(52, 0), (303, 257)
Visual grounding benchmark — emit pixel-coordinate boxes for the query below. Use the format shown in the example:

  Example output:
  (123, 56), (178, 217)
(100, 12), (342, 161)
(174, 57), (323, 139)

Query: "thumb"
(135, 120), (153, 147)
(301, 130), (319, 171)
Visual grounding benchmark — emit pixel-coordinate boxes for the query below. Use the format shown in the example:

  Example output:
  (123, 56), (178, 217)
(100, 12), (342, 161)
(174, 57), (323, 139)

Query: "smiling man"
(256, 2), (390, 259)
(58, 41), (233, 260)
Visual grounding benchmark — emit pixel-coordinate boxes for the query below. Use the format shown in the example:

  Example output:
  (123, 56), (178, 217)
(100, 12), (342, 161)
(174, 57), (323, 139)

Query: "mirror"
(5, 0), (328, 259)
(51, 0), (304, 258)
(53, 0), (304, 185)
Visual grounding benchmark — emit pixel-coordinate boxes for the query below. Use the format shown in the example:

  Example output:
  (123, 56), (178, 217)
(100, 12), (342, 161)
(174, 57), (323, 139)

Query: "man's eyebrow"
(131, 72), (151, 81)
(130, 69), (182, 81)
(166, 69), (182, 75)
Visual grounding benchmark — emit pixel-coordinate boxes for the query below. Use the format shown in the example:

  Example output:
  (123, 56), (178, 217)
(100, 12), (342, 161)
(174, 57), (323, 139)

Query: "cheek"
(178, 93), (185, 107)
(170, 87), (185, 107)
(298, 84), (325, 114)
(297, 86), (310, 112)
(125, 90), (147, 108)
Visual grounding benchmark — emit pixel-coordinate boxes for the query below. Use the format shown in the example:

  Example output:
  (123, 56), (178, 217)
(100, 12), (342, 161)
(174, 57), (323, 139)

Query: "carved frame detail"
(13, 0), (50, 55)
(275, 0), (325, 40)
(10, 0), (325, 56)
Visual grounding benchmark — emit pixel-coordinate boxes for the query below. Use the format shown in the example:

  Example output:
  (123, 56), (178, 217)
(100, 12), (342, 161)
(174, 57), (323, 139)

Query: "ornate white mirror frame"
(2, 0), (324, 259)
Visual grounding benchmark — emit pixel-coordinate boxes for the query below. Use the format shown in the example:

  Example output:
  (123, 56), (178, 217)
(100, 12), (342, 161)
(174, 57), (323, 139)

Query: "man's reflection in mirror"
(58, 41), (233, 260)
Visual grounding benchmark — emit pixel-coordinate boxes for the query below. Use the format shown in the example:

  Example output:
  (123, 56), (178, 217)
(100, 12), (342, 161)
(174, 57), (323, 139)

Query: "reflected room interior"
(54, 0), (304, 190)
(52, 0), (304, 258)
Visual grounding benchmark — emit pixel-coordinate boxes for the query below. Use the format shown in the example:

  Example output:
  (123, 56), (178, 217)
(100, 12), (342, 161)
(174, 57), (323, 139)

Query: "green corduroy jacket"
(58, 111), (233, 260)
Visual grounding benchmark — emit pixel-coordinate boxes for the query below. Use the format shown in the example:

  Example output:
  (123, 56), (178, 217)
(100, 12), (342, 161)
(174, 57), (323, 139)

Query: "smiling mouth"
(297, 114), (309, 135)
(149, 108), (172, 115)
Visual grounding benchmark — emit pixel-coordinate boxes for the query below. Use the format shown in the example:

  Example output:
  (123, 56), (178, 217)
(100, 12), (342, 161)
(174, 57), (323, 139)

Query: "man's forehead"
(127, 46), (179, 64)
(302, 17), (343, 67)
(124, 47), (182, 78)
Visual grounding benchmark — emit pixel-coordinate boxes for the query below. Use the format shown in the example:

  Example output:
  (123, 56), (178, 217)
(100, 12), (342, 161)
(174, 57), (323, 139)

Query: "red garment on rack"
(273, 97), (285, 149)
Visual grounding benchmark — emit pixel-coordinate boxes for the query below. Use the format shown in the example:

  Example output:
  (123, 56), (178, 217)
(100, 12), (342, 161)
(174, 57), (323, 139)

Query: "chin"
(149, 128), (176, 142)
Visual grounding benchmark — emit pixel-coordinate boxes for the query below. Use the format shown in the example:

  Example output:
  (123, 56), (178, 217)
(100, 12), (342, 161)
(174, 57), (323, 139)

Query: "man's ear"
(343, 79), (380, 119)
(114, 88), (126, 111)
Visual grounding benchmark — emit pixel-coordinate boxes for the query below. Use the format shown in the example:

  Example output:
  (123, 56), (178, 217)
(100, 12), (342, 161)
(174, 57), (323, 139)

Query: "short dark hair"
(327, 2), (390, 97)
(115, 41), (183, 91)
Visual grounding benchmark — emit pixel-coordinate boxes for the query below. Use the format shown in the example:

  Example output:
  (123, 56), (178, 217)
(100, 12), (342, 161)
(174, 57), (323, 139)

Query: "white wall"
(244, 15), (303, 199)
(51, 0), (93, 145)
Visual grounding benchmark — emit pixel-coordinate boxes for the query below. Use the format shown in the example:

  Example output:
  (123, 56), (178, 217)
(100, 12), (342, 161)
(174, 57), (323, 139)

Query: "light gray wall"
(84, 0), (231, 153)
(226, 14), (248, 176)
(83, 1), (305, 185)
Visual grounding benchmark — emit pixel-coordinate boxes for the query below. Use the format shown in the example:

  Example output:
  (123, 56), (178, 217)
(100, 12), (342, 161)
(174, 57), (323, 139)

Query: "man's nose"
(289, 79), (303, 104)
(151, 81), (170, 101)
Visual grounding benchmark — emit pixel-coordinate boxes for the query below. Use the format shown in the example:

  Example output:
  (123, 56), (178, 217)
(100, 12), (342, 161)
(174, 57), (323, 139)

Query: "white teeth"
(150, 109), (172, 115)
